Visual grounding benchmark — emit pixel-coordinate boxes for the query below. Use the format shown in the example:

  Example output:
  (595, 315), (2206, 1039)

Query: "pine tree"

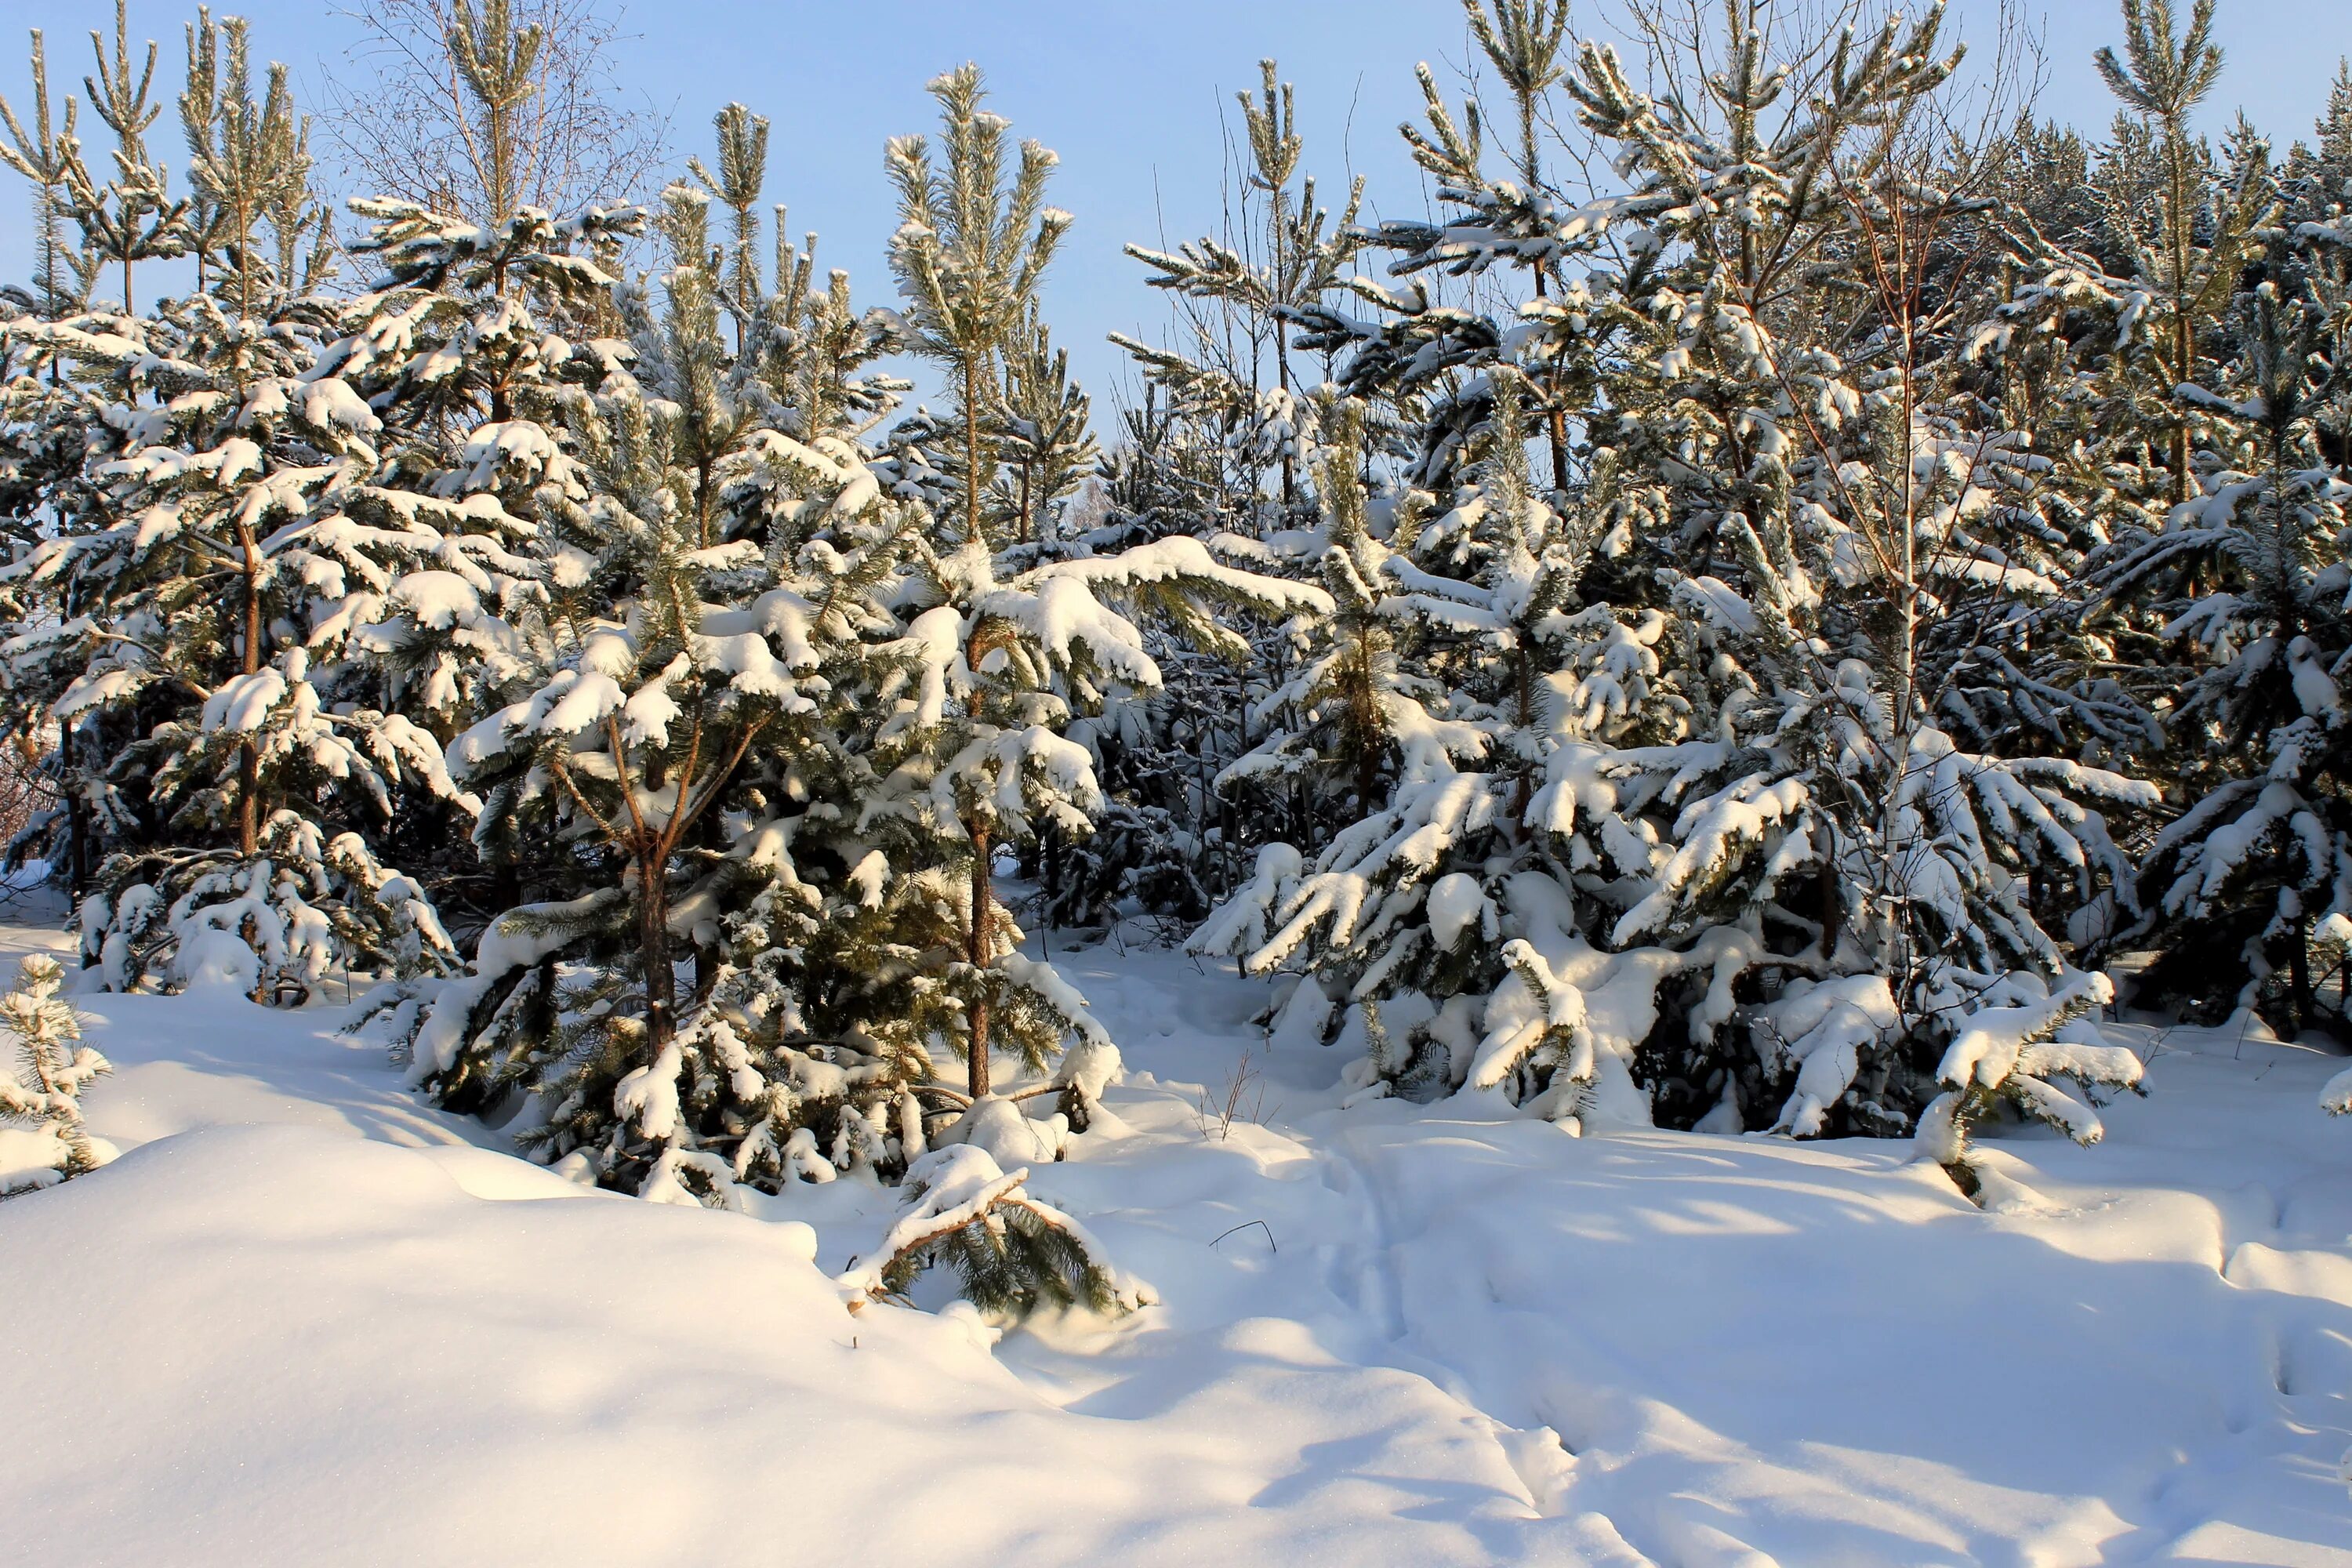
(1914, 971), (2143, 1203)
(179, 10), (331, 314)
(1118, 58), (1363, 517)
(989, 307), (1097, 548)
(0, 27), (96, 320)
(2092, 0), (2274, 508)
(361, 158), (916, 1197)
(0, 954), (111, 1194)
(2113, 246), (2352, 1031)
(62, 1), (191, 314)
(837, 1144), (1151, 1322)
(887, 64), (1070, 554)
(1460, 0), (1573, 491)
(1190, 1), (2161, 1142)
(9, 277), (466, 998)
(1194, 383), (1728, 1120)
(685, 101), (770, 339)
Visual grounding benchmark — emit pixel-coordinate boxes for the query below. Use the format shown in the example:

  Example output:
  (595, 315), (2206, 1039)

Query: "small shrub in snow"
(837, 1145), (1151, 1322)
(1914, 971), (2144, 1203)
(0, 956), (112, 1194)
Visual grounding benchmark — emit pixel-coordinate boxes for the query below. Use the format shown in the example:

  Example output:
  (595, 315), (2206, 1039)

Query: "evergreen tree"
(178, 9), (331, 314)
(2092, 0), (2274, 509)
(0, 27), (96, 320)
(837, 1144), (1151, 1322)
(0, 954), (111, 1194)
(62, 1), (191, 314)
(1194, 383), (1724, 1120)
(989, 307), (1097, 548)
(1118, 58), (1363, 518)
(359, 155), (918, 1199)
(1193, 0), (2158, 1151)
(2112, 241), (2352, 1029)
(887, 63), (1070, 554)
(9, 276), (466, 998)
(1913, 970), (2144, 1200)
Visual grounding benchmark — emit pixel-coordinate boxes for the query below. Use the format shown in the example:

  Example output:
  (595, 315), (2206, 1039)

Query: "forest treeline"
(2, 0), (2349, 1234)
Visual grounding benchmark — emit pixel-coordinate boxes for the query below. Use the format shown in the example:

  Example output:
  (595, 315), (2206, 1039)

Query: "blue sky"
(4, 0), (2347, 414)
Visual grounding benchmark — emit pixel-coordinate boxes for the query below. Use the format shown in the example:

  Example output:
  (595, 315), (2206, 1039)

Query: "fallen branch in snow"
(1210, 1219), (1277, 1253)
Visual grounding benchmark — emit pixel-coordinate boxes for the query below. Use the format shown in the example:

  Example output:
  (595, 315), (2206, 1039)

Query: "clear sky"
(3, 0), (2347, 416)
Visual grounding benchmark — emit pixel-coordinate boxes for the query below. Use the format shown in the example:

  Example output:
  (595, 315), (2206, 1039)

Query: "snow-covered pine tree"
(989, 307), (1097, 549)
(0, 23), (153, 895)
(1562, 5), (2161, 1134)
(1914, 970), (2143, 1204)
(887, 62), (1069, 558)
(363, 165), (922, 1201)
(5, 296), (464, 997)
(1116, 58), (1365, 517)
(1091, 61), (1381, 920)
(178, 10), (332, 315)
(0, 15), (472, 999)
(60, 1), (191, 316)
(1193, 380), (1733, 1121)
(0, 32), (102, 890)
(2109, 223), (2352, 1031)
(857, 495), (1331, 1130)
(879, 64), (1330, 1124)
(1194, 2), (2159, 1142)
(0, 954), (111, 1194)
(0, 27), (99, 321)
(2091, 0), (2275, 510)
(837, 1143), (1152, 1322)
(1975, 13), (2274, 737)
(291, 140), (652, 940)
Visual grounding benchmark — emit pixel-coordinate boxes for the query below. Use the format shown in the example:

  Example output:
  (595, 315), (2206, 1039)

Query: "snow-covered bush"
(0, 954), (111, 1193)
(837, 1144), (1152, 1322)
(83, 815), (452, 1000)
(1913, 971), (2145, 1203)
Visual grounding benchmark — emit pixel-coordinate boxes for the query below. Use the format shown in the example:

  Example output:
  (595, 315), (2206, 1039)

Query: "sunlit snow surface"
(2, 897), (2349, 1566)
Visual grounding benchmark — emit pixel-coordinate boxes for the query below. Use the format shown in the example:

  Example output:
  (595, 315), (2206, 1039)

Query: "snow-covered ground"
(5, 894), (2350, 1567)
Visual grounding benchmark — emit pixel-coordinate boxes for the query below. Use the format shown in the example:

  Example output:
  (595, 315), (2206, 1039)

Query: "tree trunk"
(1511, 645), (1534, 832)
(238, 539), (263, 858)
(2288, 916), (2313, 1040)
(237, 744), (260, 859)
(964, 358), (986, 550)
(1041, 820), (1061, 930)
(1531, 264), (1570, 495)
(639, 857), (677, 1051)
(1818, 858), (1842, 959)
(59, 723), (90, 901)
(1277, 342), (1295, 506)
(965, 821), (993, 1098)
